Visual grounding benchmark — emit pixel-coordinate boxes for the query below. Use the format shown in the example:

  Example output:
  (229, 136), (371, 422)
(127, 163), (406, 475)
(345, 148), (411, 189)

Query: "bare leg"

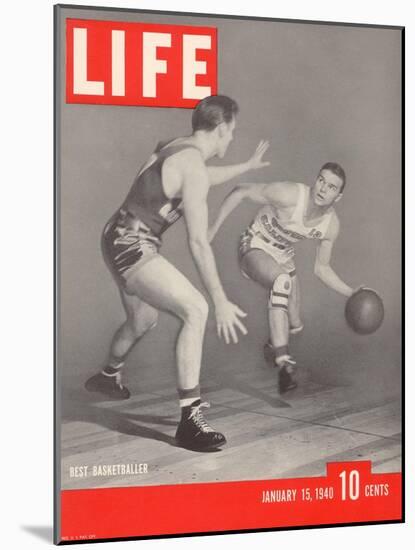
(85, 290), (158, 399)
(240, 250), (289, 350)
(110, 290), (158, 360)
(269, 308), (289, 349)
(125, 255), (226, 450)
(240, 249), (298, 393)
(288, 275), (303, 332)
(124, 255), (208, 390)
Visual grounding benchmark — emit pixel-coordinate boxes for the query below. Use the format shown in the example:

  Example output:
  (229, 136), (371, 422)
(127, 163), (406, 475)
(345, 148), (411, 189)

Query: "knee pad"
(268, 273), (292, 310)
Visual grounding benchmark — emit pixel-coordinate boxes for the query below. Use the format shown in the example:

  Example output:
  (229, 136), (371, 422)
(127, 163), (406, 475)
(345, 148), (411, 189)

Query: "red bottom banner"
(60, 461), (402, 543)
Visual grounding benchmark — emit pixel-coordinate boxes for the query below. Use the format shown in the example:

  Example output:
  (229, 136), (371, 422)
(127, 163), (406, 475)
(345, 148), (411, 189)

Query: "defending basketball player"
(208, 163), (362, 393)
(85, 95), (270, 451)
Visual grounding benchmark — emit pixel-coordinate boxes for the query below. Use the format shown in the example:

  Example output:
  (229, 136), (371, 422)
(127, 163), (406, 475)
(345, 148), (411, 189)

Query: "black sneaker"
(84, 372), (131, 400)
(278, 361), (298, 394)
(175, 400), (226, 451)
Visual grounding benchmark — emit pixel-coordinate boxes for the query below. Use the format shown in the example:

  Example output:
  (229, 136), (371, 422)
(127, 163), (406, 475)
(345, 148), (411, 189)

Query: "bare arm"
(314, 216), (353, 297)
(207, 140), (270, 186)
(208, 181), (297, 241)
(181, 151), (247, 343)
(182, 171), (227, 306)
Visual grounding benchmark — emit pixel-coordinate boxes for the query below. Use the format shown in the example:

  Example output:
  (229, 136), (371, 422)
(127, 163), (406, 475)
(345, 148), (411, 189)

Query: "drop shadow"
(21, 525), (53, 543)
(213, 371), (292, 409)
(62, 389), (177, 447)
(62, 388), (228, 453)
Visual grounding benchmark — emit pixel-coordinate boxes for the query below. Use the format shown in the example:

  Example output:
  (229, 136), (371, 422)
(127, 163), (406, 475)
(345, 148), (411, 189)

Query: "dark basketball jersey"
(120, 141), (198, 236)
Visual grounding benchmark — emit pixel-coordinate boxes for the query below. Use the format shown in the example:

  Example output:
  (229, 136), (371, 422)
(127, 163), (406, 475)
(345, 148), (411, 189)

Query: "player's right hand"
(215, 300), (248, 344)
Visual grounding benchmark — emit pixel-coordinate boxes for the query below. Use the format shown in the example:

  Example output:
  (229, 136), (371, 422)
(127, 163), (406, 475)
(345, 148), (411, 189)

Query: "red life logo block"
(66, 19), (217, 108)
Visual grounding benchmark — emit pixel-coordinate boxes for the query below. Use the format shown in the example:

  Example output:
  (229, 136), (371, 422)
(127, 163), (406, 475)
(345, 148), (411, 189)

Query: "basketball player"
(208, 163), (359, 393)
(85, 95), (270, 451)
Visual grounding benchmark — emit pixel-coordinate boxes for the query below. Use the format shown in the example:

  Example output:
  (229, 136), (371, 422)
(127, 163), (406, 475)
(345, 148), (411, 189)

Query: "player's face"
(217, 118), (236, 158)
(312, 169), (343, 207)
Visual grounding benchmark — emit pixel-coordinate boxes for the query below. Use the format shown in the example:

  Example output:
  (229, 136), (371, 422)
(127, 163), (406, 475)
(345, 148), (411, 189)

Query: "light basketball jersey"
(250, 183), (334, 254)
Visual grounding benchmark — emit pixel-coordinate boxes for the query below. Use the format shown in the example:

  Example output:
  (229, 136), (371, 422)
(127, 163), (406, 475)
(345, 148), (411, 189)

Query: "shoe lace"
(275, 354), (296, 366)
(114, 372), (124, 389)
(189, 402), (214, 433)
(275, 354), (296, 373)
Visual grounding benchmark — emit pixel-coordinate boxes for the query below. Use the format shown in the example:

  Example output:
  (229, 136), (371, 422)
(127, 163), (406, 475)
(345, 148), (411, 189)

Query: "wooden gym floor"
(60, 368), (401, 490)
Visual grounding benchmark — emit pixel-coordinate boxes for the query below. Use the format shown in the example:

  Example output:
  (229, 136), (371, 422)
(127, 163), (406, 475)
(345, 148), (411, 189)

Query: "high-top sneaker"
(85, 371), (131, 400)
(175, 399), (227, 451)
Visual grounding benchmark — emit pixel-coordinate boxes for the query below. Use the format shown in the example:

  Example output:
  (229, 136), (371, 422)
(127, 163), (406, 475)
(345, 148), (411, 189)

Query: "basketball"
(345, 288), (384, 335)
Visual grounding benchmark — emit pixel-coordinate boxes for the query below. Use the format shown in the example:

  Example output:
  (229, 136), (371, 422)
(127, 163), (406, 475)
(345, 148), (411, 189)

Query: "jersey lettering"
(159, 201), (183, 223)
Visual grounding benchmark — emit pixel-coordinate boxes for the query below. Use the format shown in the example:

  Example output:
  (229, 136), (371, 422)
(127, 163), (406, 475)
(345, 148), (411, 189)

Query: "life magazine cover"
(54, 4), (403, 544)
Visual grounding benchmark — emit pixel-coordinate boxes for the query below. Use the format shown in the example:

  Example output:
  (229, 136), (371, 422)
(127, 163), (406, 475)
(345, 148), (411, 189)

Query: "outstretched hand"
(248, 140), (270, 171)
(215, 300), (248, 344)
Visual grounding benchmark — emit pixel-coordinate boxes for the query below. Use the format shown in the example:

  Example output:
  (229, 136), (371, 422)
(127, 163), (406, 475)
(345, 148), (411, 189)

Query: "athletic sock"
(178, 385), (201, 409)
(102, 354), (127, 377)
(272, 344), (295, 368)
(274, 344), (289, 360)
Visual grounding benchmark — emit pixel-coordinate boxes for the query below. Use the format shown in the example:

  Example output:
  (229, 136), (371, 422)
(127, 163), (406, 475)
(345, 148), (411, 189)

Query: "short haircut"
(192, 95), (239, 132)
(320, 162), (346, 193)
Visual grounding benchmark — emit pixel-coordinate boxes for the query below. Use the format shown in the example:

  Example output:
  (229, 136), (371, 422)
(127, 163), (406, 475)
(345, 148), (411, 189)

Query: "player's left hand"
(247, 140), (270, 170)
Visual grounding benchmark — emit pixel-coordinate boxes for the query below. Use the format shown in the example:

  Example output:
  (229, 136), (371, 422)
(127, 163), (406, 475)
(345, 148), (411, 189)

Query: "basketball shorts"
(101, 209), (161, 286)
(238, 228), (296, 278)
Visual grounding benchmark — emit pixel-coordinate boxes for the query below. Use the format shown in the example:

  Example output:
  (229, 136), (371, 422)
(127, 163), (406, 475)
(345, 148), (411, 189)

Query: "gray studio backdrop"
(58, 8), (402, 405)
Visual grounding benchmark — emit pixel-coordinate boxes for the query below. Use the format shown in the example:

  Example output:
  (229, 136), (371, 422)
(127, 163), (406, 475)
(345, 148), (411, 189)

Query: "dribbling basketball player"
(209, 163), (363, 393)
(85, 95), (270, 451)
